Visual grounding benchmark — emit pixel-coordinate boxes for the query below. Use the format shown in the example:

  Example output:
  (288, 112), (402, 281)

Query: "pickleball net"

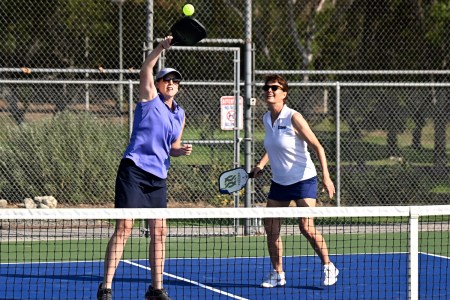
(1, 205), (449, 299)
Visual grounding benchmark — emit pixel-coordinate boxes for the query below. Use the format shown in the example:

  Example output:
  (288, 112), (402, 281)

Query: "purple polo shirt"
(123, 94), (185, 179)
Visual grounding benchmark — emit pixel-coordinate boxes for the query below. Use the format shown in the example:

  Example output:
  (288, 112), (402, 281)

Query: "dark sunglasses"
(162, 77), (181, 83)
(263, 85), (283, 92)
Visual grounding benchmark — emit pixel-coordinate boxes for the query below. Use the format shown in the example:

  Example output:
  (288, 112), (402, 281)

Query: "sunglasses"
(263, 85), (283, 92)
(162, 77), (181, 83)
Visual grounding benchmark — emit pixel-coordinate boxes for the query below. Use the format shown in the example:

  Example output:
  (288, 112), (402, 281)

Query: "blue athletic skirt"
(268, 176), (318, 201)
(114, 159), (167, 208)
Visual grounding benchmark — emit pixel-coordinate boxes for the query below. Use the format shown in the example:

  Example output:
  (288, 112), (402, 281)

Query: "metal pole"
(84, 36), (90, 111)
(141, 0), (153, 238)
(145, 0), (154, 57)
(233, 50), (240, 199)
(336, 82), (341, 207)
(119, 3), (123, 115)
(244, 0), (253, 235)
(233, 49), (241, 234)
(111, 0), (125, 119)
(128, 80), (134, 139)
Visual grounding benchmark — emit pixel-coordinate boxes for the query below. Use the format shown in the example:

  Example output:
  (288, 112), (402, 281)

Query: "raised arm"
(139, 37), (172, 102)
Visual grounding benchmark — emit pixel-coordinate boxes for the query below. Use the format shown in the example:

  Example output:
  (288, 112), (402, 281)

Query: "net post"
(409, 211), (419, 300)
(335, 82), (341, 206)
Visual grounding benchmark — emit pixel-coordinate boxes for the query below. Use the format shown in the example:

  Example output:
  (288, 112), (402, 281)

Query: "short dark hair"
(264, 74), (288, 93)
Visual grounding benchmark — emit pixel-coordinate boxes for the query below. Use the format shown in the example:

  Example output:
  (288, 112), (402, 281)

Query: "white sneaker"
(323, 263), (339, 286)
(261, 270), (286, 288)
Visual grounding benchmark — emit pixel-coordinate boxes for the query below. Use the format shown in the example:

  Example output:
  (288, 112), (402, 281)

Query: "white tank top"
(263, 105), (317, 185)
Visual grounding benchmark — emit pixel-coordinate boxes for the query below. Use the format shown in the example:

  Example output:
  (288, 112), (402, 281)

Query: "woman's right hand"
(250, 166), (264, 178)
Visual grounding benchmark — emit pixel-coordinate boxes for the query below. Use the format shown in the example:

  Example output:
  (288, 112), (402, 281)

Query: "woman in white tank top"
(251, 74), (339, 287)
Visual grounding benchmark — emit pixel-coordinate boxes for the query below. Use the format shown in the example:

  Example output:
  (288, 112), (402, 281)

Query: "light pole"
(146, 0), (153, 56)
(111, 0), (125, 115)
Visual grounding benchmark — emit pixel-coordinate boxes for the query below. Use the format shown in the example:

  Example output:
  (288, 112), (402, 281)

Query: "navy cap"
(155, 68), (182, 81)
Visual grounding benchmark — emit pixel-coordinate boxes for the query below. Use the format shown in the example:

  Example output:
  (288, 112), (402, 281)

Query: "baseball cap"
(155, 68), (182, 81)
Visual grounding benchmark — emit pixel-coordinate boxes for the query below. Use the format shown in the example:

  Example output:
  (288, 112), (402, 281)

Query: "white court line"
(419, 252), (450, 260)
(124, 260), (249, 300)
(0, 252), (413, 266)
(0, 252), (409, 266)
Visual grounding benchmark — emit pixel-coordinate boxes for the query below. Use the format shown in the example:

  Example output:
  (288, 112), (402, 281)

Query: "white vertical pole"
(409, 211), (419, 300)
(336, 82), (341, 207)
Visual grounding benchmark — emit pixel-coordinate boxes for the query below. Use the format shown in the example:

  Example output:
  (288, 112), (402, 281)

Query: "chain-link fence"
(1, 0), (449, 207)
(2, 74), (448, 207)
(1, 1), (447, 71)
(251, 79), (450, 206)
(0, 46), (244, 208)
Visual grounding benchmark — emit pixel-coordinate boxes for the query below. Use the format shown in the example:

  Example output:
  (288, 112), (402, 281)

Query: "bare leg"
(265, 199), (290, 272)
(148, 218), (167, 289)
(102, 219), (134, 288)
(296, 198), (331, 265)
(264, 217), (283, 272)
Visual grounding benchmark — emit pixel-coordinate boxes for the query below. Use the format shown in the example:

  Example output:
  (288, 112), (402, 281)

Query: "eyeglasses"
(263, 85), (283, 92)
(162, 77), (181, 84)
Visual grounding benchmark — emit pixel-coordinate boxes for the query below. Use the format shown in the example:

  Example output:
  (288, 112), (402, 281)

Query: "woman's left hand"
(182, 144), (192, 156)
(322, 177), (335, 199)
(160, 36), (173, 50)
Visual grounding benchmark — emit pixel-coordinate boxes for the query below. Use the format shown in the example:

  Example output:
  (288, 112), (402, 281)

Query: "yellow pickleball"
(183, 4), (195, 16)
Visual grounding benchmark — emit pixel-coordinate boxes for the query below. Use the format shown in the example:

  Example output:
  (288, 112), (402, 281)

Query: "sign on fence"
(220, 96), (243, 130)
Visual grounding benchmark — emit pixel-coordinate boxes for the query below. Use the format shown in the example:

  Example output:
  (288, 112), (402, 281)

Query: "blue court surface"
(1, 253), (449, 299)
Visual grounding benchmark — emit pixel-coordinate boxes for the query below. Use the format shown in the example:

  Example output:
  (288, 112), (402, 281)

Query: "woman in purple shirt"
(97, 36), (192, 300)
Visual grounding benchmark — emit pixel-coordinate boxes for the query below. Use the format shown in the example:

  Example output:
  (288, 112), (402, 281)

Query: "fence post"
(128, 80), (134, 139)
(336, 82), (341, 207)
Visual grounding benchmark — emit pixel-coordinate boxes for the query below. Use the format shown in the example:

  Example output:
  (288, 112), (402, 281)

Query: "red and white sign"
(220, 96), (243, 130)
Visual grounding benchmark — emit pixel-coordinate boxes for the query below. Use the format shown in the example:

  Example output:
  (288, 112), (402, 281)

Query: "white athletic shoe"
(261, 270), (286, 288)
(323, 263), (339, 286)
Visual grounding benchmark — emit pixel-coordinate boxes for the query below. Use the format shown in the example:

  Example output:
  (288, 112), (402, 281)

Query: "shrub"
(0, 112), (127, 205)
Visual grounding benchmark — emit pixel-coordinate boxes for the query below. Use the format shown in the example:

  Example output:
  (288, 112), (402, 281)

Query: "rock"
(24, 198), (37, 209)
(35, 196), (58, 208)
(0, 199), (7, 208)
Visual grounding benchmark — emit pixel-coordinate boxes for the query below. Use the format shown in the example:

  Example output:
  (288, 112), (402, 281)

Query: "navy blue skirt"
(268, 176), (318, 201)
(114, 159), (167, 208)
